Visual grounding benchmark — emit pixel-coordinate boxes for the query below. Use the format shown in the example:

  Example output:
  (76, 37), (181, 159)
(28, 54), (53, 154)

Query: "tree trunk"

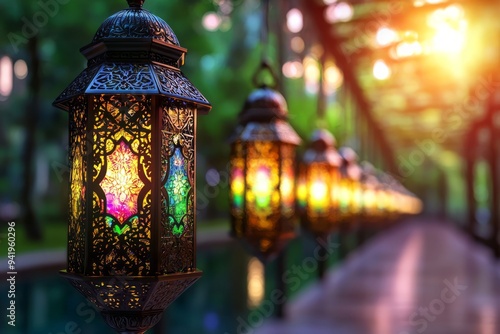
(21, 36), (42, 240)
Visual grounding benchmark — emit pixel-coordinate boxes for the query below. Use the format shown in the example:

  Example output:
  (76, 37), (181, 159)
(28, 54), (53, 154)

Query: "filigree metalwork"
(101, 312), (163, 333)
(154, 65), (210, 105)
(62, 272), (201, 334)
(88, 51), (179, 68)
(93, 8), (180, 45)
(88, 63), (156, 92)
(229, 87), (300, 260)
(90, 94), (152, 276)
(54, 66), (100, 109)
(68, 95), (88, 274)
(160, 99), (196, 274)
(54, 0), (211, 332)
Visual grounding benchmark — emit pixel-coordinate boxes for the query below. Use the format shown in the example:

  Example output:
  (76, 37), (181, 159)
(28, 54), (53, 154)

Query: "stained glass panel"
(90, 94), (152, 276)
(165, 147), (190, 237)
(231, 167), (245, 209)
(100, 141), (145, 227)
(160, 99), (196, 274)
(246, 141), (280, 232)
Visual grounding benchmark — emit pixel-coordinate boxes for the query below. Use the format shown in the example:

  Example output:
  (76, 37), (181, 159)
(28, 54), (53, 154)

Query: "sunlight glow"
(325, 2), (354, 23)
(373, 60), (391, 80)
(428, 5), (467, 54)
(376, 27), (398, 47)
(395, 41), (423, 58)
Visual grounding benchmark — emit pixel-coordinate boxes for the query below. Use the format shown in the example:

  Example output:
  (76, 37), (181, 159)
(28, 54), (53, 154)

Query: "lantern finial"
(127, 0), (144, 8)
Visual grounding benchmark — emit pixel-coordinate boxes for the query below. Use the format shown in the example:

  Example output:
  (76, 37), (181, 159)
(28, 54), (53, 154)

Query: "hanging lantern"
(338, 147), (363, 224)
(359, 163), (381, 222)
(53, 1), (210, 332)
(229, 85), (301, 260)
(297, 129), (342, 236)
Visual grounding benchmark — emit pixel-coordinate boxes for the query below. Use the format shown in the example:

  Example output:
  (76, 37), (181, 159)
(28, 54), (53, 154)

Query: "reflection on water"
(247, 257), (265, 308)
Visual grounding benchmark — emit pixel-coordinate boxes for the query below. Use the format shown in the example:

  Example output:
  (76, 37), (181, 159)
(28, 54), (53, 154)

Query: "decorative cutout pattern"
(160, 99), (196, 274)
(93, 9), (179, 45)
(55, 65), (100, 107)
(65, 273), (201, 333)
(68, 96), (88, 274)
(89, 64), (156, 92)
(154, 65), (209, 105)
(90, 95), (152, 276)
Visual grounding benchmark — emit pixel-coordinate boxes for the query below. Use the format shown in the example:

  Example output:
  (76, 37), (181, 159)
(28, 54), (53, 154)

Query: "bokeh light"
(247, 257), (265, 308)
(303, 55), (320, 94)
(14, 59), (28, 80)
(428, 5), (467, 54)
(376, 27), (398, 47)
(282, 61), (304, 79)
(323, 62), (343, 95)
(205, 168), (221, 187)
(291, 36), (305, 53)
(373, 60), (391, 80)
(286, 8), (303, 33)
(0, 56), (13, 100)
(202, 12), (222, 31)
(325, 2), (354, 23)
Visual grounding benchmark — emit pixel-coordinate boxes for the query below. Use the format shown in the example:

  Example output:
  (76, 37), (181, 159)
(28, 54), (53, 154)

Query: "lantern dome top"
(231, 87), (301, 145)
(303, 129), (342, 166)
(310, 129), (336, 149)
(239, 87), (288, 124)
(53, 0), (211, 114)
(339, 146), (358, 163)
(93, 2), (179, 45)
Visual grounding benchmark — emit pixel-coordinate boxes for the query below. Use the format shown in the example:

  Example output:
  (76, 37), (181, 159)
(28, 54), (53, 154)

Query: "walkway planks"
(256, 218), (500, 334)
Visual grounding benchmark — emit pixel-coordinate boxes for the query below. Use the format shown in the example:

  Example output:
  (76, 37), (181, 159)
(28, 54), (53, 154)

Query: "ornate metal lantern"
(296, 129), (342, 236)
(359, 163), (383, 223)
(338, 147), (363, 224)
(53, 1), (210, 333)
(229, 86), (301, 260)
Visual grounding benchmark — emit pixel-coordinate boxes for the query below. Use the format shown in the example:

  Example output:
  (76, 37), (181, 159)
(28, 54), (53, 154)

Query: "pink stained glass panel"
(99, 141), (145, 224)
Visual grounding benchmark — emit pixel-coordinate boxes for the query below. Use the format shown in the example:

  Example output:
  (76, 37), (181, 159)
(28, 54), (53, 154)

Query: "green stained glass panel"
(165, 147), (190, 237)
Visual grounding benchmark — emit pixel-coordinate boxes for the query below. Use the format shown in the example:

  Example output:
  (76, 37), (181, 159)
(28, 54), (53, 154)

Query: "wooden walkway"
(256, 219), (500, 334)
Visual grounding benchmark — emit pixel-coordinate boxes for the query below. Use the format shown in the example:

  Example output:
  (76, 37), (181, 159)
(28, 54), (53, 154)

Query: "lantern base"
(234, 230), (295, 263)
(60, 270), (202, 333)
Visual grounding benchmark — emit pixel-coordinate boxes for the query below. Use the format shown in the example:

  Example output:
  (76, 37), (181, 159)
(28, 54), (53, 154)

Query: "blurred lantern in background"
(52, 0), (210, 332)
(338, 147), (363, 224)
(229, 79), (301, 260)
(360, 163), (381, 222)
(297, 129), (342, 236)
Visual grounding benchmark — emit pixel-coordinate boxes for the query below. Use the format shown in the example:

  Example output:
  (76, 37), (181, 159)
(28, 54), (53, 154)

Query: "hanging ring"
(252, 59), (279, 89)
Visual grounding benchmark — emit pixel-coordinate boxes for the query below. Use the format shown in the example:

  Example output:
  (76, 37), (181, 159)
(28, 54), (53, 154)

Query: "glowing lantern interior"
(231, 167), (245, 209)
(99, 141), (144, 234)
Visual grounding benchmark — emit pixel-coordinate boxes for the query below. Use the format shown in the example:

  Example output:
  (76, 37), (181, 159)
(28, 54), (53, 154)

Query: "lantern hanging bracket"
(252, 59), (279, 89)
